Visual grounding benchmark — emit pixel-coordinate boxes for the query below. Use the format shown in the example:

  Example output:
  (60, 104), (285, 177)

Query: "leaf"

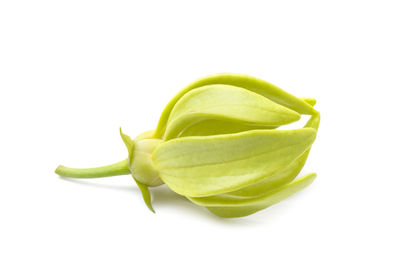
(134, 178), (155, 213)
(152, 128), (316, 197)
(200, 173), (316, 218)
(153, 73), (316, 138)
(163, 84), (300, 140)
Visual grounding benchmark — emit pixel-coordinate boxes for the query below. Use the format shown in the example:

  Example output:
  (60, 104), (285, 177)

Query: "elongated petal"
(200, 173), (316, 218)
(300, 97), (317, 107)
(152, 128), (316, 197)
(224, 112), (320, 197)
(134, 130), (155, 141)
(179, 119), (277, 138)
(225, 149), (311, 197)
(154, 73), (316, 138)
(164, 85), (300, 140)
(305, 112), (320, 130)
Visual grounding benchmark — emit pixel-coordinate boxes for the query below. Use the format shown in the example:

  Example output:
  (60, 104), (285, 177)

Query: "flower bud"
(56, 73), (320, 218)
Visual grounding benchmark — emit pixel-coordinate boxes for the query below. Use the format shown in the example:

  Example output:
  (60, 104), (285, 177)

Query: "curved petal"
(300, 97), (317, 107)
(201, 173), (316, 218)
(163, 84), (300, 140)
(224, 112), (320, 197)
(178, 119), (277, 138)
(152, 128), (316, 197)
(154, 73), (316, 138)
(225, 149), (311, 198)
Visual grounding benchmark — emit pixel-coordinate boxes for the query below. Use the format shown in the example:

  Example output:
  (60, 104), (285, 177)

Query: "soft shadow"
(58, 176), (279, 226)
(151, 186), (267, 226)
(58, 176), (139, 194)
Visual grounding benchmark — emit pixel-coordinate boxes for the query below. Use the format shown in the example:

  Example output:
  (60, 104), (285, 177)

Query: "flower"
(56, 73), (320, 218)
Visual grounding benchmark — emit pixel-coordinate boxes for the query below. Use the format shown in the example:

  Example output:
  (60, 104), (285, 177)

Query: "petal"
(224, 149), (311, 198)
(152, 128), (316, 197)
(178, 119), (277, 138)
(224, 112), (321, 197)
(154, 73), (316, 138)
(300, 97), (317, 107)
(200, 173), (316, 218)
(163, 84), (300, 140)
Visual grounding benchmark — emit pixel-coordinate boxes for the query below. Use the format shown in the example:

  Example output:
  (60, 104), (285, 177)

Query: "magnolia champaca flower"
(56, 73), (320, 218)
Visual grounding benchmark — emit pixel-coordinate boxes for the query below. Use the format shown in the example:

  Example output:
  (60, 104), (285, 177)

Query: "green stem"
(55, 159), (130, 178)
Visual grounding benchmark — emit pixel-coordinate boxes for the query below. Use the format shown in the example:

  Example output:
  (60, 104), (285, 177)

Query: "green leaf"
(199, 173), (316, 218)
(152, 128), (316, 197)
(163, 84), (300, 140)
(134, 178), (155, 213)
(154, 73), (316, 138)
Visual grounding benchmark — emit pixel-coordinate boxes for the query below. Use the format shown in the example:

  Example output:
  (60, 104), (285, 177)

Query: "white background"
(1, 1), (399, 266)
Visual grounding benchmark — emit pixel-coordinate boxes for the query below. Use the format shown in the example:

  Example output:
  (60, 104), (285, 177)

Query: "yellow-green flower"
(56, 73), (320, 218)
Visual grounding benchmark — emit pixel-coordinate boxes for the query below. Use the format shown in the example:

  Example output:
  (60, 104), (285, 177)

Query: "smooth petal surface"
(164, 85), (300, 140)
(224, 112), (320, 197)
(178, 119), (277, 138)
(152, 128), (316, 197)
(198, 173), (316, 218)
(224, 150), (312, 198)
(131, 138), (164, 186)
(179, 97), (316, 138)
(300, 97), (317, 107)
(154, 73), (316, 138)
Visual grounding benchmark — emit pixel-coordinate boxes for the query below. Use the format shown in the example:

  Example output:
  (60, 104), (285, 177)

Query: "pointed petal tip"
(301, 97), (317, 107)
(307, 172), (317, 181)
(134, 178), (156, 214)
(148, 205), (156, 213)
(291, 110), (302, 122)
(295, 172), (317, 188)
(119, 127), (125, 138)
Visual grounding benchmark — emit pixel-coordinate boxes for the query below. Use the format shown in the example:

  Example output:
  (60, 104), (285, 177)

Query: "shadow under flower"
(58, 175), (270, 225)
